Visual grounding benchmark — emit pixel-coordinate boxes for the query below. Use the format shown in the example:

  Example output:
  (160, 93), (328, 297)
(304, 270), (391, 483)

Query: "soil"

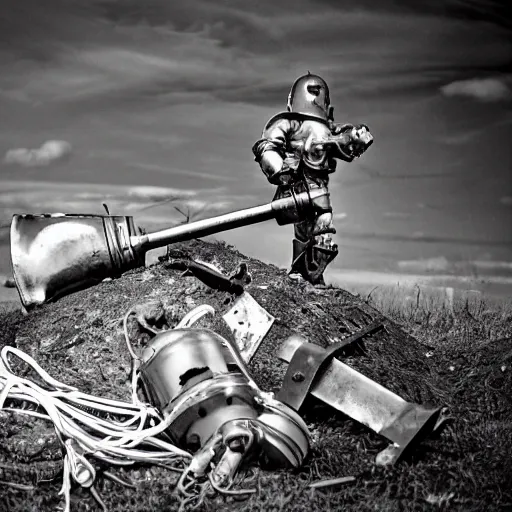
(0, 239), (511, 511)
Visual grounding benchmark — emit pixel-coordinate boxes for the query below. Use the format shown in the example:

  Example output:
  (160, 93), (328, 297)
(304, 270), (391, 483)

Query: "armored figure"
(252, 73), (374, 285)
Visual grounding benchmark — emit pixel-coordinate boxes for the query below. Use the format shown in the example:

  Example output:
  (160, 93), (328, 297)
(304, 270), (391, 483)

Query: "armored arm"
(319, 123), (374, 162)
(252, 118), (295, 185)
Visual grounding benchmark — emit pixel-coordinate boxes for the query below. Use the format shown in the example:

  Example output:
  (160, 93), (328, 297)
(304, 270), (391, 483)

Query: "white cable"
(0, 342), (193, 512)
(175, 304), (215, 329)
(0, 303), (256, 511)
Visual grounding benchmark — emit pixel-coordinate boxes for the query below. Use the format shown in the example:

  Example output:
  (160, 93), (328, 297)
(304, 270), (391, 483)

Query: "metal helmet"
(287, 73), (332, 121)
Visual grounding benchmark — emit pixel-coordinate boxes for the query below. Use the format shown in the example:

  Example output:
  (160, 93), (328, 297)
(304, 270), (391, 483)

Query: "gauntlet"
(321, 123), (374, 161)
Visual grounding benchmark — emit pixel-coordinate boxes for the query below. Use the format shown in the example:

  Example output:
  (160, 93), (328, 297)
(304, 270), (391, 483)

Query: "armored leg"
(290, 215), (338, 285)
(274, 180), (338, 285)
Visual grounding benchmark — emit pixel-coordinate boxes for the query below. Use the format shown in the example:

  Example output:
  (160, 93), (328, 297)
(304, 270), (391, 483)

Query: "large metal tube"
(131, 187), (325, 251)
(134, 203), (275, 251)
(10, 187), (330, 309)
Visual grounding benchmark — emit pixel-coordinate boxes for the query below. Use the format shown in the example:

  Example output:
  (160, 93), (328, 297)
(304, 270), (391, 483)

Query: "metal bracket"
(276, 320), (384, 411)
(276, 321), (451, 465)
(166, 259), (250, 296)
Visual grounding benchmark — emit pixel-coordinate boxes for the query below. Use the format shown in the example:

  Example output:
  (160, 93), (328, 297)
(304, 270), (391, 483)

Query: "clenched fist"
(347, 124), (373, 158)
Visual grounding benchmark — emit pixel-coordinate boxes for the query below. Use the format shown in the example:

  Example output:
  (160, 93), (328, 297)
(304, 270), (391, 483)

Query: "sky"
(0, 0), (511, 300)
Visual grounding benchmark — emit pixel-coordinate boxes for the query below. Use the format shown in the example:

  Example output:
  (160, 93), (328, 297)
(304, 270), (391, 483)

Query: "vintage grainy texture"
(0, 0), (511, 298)
(1, 2), (511, 509)
(0, 240), (511, 511)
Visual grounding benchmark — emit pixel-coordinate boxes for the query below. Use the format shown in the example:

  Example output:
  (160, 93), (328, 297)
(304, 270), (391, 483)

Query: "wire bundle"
(0, 304), (262, 511)
(0, 343), (192, 511)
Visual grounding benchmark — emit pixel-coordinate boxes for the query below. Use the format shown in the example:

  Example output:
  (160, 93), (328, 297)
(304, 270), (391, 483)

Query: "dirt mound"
(0, 239), (510, 511)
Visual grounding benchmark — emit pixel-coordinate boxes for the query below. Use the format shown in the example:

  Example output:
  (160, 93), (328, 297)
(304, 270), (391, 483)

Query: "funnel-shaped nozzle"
(10, 214), (141, 307)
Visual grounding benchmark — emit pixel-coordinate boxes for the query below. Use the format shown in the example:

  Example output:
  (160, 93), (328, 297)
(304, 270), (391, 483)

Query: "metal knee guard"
(290, 237), (338, 285)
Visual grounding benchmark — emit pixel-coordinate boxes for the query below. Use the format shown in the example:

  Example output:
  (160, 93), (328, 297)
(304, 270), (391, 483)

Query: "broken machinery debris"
(1, 259), (450, 510)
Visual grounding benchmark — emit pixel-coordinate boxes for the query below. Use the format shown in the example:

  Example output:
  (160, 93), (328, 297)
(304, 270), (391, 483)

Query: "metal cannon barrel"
(132, 186), (322, 251)
(10, 187), (329, 309)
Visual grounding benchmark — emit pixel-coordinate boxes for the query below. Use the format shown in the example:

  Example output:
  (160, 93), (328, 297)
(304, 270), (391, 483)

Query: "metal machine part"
(10, 187), (330, 309)
(10, 214), (140, 308)
(222, 292), (275, 364)
(277, 326), (449, 465)
(163, 258), (273, 364)
(277, 321), (384, 411)
(137, 325), (310, 472)
(165, 259), (251, 297)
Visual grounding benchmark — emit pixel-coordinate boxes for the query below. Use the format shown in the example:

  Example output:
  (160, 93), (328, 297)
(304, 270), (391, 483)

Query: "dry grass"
(0, 239), (511, 511)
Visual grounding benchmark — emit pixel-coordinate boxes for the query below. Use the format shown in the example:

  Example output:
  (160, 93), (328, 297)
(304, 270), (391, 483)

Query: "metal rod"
(132, 194), (302, 251)
(309, 476), (356, 489)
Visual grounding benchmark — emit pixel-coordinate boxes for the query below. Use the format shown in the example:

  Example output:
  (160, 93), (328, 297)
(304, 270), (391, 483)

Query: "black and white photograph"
(0, 1), (510, 511)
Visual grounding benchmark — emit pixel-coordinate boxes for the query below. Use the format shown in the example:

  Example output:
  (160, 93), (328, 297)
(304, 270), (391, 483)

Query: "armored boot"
(289, 235), (338, 286)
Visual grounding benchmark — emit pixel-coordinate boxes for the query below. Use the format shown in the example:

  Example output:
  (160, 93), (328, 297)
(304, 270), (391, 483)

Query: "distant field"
(340, 281), (510, 319)
(327, 268), (512, 300)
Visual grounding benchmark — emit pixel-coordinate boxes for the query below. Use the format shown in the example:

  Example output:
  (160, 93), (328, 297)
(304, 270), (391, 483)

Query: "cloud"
(0, 180), (195, 207)
(0, 180), (237, 231)
(183, 199), (231, 212)
(440, 77), (512, 102)
(126, 185), (196, 202)
(397, 256), (451, 273)
(128, 162), (234, 182)
(4, 140), (72, 167)
(2, 0), (511, 106)
(472, 260), (512, 271)
(500, 196), (512, 206)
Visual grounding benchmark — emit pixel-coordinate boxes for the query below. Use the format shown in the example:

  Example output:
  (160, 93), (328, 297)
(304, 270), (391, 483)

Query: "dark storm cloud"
(0, 1), (103, 59)
(95, 0), (289, 51)
(1, 0), (511, 286)
(1, 0), (510, 107)
(316, 0), (511, 30)
(437, 0), (511, 30)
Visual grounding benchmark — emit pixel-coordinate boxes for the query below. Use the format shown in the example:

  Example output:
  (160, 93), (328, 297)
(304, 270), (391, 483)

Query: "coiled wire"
(0, 304), (260, 511)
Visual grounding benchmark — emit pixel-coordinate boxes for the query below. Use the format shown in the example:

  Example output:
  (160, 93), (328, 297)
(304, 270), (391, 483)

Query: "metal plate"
(276, 321), (384, 411)
(222, 292), (275, 364)
(277, 334), (445, 464)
